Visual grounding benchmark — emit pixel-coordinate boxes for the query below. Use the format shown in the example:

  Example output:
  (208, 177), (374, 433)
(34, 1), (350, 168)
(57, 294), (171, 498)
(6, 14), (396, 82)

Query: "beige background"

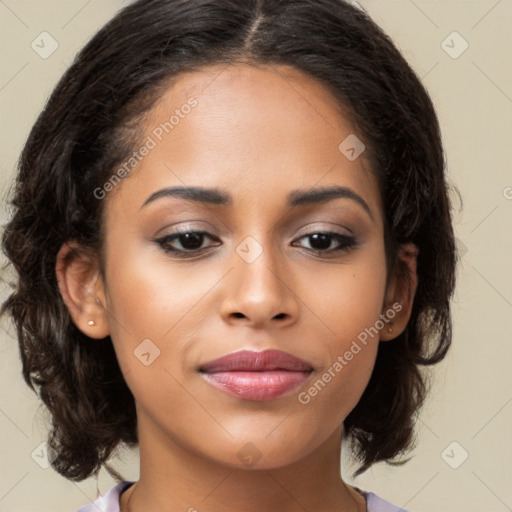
(0, 1), (511, 511)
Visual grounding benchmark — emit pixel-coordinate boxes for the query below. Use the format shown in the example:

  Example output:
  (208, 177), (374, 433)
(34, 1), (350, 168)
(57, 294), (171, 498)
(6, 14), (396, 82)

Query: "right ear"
(55, 241), (110, 339)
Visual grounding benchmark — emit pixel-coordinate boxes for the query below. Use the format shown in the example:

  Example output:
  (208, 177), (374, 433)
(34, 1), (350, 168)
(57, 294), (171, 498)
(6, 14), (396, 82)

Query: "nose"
(219, 241), (300, 329)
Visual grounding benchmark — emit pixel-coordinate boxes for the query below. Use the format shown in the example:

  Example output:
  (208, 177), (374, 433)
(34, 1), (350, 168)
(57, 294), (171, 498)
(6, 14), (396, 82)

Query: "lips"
(200, 349), (313, 373)
(199, 349), (313, 401)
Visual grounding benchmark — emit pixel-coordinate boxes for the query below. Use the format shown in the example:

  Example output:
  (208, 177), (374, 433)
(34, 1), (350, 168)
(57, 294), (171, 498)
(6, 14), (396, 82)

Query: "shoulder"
(76, 481), (135, 512)
(362, 490), (409, 512)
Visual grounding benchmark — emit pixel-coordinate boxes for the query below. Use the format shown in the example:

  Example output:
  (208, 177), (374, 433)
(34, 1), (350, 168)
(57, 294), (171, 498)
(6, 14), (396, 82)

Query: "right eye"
(154, 229), (221, 256)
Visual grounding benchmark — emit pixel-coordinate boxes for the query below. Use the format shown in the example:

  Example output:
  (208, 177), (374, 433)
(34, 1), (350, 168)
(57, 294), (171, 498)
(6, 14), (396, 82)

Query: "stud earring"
(387, 326), (393, 333)
(87, 320), (96, 326)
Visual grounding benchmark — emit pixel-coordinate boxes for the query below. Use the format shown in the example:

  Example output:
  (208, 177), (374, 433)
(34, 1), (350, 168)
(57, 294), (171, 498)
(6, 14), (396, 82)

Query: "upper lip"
(199, 349), (313, 373)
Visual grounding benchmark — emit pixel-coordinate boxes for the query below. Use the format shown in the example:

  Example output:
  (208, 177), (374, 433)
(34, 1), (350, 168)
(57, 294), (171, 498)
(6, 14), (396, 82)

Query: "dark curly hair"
(1, 0), (457, 482)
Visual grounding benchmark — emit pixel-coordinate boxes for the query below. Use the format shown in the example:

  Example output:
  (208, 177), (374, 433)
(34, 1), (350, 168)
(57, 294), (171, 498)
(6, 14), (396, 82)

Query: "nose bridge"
(236, 234), (281, 294)
(220, 232), (299, 327)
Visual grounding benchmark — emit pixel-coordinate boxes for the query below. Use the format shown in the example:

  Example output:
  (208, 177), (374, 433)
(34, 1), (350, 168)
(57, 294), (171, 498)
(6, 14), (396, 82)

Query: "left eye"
(154, 230), (357, 256)
(292, 232), (357, 253)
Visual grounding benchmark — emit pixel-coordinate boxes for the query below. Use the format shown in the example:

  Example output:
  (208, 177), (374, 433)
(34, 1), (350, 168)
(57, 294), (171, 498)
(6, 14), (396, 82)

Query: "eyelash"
(154, 228), (358, 258)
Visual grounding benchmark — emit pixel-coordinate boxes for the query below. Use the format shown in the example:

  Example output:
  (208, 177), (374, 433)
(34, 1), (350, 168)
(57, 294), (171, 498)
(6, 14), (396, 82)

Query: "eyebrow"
(141, 185), (373, 219)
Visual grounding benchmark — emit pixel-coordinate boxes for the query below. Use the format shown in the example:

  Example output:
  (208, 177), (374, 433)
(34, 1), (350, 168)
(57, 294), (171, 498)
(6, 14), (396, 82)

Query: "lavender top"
(76, 481), (409, 512)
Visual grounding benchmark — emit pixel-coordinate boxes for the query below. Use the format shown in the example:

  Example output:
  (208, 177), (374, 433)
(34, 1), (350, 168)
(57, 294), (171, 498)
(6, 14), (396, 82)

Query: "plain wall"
(1, 1), (511, 511)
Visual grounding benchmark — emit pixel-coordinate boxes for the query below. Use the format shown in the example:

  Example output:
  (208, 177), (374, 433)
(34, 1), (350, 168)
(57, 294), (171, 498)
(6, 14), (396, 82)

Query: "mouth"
(199, 349), (313, 401)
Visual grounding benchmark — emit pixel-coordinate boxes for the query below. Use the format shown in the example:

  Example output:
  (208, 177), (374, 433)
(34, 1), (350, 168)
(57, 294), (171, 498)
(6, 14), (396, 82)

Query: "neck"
(121, 409), (365, 512)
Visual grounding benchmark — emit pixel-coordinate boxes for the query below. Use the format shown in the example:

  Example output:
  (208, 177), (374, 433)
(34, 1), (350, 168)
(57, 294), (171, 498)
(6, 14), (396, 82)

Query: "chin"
(200, 435), (322, 471)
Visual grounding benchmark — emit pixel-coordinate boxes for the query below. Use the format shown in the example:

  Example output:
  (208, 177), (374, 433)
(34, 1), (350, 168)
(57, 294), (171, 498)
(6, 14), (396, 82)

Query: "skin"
(56, 63), (417, 512)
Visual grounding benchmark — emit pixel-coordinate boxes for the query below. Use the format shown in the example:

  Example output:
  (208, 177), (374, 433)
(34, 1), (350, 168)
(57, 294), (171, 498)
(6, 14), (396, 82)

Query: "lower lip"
(201, 370), (311, 401)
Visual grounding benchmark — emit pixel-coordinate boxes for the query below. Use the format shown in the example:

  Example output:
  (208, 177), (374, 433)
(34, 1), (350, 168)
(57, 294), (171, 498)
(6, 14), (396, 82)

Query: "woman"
(1, 1), (457, 510)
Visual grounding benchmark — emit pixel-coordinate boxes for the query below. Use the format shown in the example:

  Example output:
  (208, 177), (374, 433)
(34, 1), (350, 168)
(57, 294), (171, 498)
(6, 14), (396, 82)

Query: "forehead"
(105, 62), (381, 222)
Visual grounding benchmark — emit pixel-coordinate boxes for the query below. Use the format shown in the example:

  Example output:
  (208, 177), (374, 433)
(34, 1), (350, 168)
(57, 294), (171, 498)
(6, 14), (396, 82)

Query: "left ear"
(379, 242), (418, 341)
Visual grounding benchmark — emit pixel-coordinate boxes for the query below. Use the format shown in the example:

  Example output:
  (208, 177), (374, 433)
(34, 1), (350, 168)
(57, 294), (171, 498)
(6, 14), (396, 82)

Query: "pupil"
(310, 233), (331, 250)
(180, 233), (203, 250)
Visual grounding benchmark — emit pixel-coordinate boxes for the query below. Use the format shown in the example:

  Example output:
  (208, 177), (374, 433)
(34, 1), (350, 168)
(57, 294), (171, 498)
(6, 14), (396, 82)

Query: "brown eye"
(155, 230), (220, 255)
(292, 232), (357, 254)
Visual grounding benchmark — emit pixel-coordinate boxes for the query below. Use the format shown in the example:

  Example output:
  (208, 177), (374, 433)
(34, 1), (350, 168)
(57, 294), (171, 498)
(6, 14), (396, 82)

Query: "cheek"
(303, 249), (388, 346)
(101, 241), (218, 374)
(101, 251), (217, 429)
(296, 250), (387, 409)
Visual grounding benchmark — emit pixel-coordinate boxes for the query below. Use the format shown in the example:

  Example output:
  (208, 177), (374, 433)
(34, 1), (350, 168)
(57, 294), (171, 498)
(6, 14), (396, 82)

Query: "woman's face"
(94, 63), (393, 468)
